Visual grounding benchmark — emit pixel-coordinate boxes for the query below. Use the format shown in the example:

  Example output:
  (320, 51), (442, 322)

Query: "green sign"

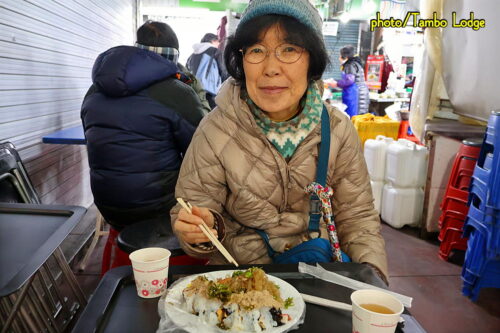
(179, 0), (380, 19)
(179, 0), (249, 12)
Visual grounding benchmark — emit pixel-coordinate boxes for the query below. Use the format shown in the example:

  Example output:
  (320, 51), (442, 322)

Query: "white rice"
(182, 292), (283, 332)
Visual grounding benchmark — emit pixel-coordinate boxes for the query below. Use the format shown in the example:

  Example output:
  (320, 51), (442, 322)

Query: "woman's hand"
(174, 206), (217, 244)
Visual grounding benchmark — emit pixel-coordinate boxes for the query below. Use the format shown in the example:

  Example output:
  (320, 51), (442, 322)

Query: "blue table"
(42, 125), (85, 145)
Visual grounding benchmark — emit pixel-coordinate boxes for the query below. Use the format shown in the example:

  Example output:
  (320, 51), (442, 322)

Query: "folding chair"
(0, 145), (87, 332)
(0, 149), (31, 203)
(0, 142), (40, 204)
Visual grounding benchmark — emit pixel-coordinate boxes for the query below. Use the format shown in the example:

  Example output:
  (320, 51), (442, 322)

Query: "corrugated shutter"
(322, 20), (361, 80)
(0, 0), (137, 206)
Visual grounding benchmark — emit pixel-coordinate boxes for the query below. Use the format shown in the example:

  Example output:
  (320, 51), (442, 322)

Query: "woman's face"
(243, 24), (310, 121)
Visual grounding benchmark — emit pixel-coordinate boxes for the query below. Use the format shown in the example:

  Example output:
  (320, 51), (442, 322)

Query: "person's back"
(81, 21), (207, 230)
(187, 33), (222, 108)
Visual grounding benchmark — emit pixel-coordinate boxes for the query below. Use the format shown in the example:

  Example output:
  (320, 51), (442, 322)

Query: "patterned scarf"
(135, 42), (179, 64)
(244, 83), (323, 159)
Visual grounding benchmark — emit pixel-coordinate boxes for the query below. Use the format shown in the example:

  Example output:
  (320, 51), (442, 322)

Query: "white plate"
(163, 270), (305, 333)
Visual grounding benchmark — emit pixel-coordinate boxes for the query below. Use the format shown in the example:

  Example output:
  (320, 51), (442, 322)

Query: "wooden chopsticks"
(176, 198), (239, 267)
(301, 293), (352, 311)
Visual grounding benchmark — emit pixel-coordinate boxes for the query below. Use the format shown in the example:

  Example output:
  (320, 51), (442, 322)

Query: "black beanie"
(136, 20), (179, 49)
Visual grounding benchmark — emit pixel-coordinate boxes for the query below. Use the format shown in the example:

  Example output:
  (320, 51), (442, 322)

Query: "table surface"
(42, 125), (85, 145)
(424, 118), (485, 138)
(72, 264), (426, 333)
(0, 203), (87, 296)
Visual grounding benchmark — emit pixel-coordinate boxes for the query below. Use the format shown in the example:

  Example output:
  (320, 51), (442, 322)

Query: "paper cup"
(351, 289), (404, 333)
(130, 247), (171, 298)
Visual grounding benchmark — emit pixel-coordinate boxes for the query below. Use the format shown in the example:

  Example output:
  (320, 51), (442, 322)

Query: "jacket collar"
(215, 78), (343, 152)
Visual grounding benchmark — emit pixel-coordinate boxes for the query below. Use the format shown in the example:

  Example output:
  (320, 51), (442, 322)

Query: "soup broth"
(360, 303), (395, 314)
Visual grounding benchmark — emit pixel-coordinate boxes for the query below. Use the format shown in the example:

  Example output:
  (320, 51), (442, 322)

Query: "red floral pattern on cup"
(136, 279), (167, 297)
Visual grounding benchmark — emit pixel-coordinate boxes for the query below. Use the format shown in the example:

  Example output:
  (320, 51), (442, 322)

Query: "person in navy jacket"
(81, 21), (207, 231)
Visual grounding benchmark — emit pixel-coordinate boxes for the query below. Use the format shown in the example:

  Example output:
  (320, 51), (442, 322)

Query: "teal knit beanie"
(239, 0), (324, 41)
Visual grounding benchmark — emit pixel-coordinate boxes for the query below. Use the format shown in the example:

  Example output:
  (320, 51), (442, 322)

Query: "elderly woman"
(171, 0), (388, 281)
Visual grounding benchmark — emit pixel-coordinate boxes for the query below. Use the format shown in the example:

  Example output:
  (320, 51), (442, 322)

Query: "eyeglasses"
(241, 43), (305, 64)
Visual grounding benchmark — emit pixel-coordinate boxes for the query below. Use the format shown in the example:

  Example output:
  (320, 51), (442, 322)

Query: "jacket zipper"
(249, 110), (326, 212)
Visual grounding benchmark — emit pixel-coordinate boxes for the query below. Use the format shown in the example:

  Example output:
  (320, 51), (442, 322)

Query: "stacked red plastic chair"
(461, 111), (500, 301)
(438, 138), (482, 260)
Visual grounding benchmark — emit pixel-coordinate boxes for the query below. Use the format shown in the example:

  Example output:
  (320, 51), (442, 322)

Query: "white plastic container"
(381, 184), (424, 228)
(364, 135), (394, 181)
(385, 139), (428, 187)
(370, 180), (384, 213)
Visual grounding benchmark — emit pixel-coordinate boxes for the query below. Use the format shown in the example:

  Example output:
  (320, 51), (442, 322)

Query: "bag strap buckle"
(308, 198), (322, 239)
(309, 198), (322, 215)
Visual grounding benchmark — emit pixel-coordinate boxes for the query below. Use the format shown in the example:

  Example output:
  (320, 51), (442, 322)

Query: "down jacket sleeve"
(336, 73), (356, 88)
(170, 121), (227, 258)
(329, 116), (388, 279)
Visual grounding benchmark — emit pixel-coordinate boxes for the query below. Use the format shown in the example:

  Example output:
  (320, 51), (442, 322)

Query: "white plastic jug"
(364, 135), (394, 181)
(385, 139), (428, 187)
(370, 180), (384, 213)
(381, 184), (424, 228)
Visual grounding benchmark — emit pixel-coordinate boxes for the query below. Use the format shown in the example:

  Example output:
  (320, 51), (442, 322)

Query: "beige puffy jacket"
(171, 79), (388, 279)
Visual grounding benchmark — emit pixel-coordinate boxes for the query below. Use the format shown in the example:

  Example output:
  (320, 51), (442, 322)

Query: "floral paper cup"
(129, 248), (171, 298)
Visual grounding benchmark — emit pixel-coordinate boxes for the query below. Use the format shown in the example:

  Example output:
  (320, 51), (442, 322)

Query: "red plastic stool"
(447, 158), (476, 192)
(447, 139), (481, 183)
(439, 209), (468, 228)
(439, 228), (468, 260)
(457, 138), (483, 160)
(102, 229), (208, 276)
(439, 215), (466, 241)
(438, 139), (482, 261)
(101, 228), (131, 277)
(441, 196), (469, 216)
(455, 173), (473, 190)
(442, 186), (469, 205)
(440, 138), (482, 211)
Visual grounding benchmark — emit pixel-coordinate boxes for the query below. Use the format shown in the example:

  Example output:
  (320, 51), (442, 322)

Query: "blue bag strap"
(318, 104), (331, 185)
(308, 105), (330, 233)
(254, 229), (277, 258)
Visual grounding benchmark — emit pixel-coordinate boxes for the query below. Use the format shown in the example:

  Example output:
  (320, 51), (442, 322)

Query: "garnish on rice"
(182, 268), (293, 331)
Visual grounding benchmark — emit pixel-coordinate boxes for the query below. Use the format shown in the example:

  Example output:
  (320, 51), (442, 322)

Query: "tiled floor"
(72, 230), (107, 298)
(71, 211), (500, 333)
(384, 224), (500, 333)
